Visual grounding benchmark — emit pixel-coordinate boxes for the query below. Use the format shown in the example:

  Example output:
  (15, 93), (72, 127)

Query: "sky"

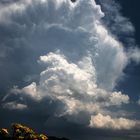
(0, 0), (140, 140)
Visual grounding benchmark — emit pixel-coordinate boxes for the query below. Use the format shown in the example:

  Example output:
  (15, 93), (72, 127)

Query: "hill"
(0, 123), (70, 140)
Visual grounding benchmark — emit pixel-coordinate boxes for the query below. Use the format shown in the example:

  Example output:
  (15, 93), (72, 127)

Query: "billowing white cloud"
(109, 92), (129, 105)
(0, 0), (140, 130)
(3, 52), (132, 128)
(138, 98), (140, 105)
(89, 113), (137, 129)
(3, 101), (27, 110)
(128, 48), (140, 64)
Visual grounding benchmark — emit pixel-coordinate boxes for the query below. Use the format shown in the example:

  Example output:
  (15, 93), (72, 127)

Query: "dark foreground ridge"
(0, 123), (70, 140)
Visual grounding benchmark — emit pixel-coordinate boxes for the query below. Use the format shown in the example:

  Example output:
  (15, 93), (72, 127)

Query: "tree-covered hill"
(0, 123), (70, 140)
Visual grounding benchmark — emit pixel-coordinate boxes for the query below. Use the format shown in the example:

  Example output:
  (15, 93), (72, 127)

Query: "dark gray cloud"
(97, 0), (135, 47)
(0, 0), (19, 3)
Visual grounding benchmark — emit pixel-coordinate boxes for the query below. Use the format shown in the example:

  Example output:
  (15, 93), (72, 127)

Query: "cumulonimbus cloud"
(1, 0), (140, 130)
(89, 113), (137, 130)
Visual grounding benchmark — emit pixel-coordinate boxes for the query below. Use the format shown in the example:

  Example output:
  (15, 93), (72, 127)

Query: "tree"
(0, 123), (48, 140)
(0, 128), (9, 138)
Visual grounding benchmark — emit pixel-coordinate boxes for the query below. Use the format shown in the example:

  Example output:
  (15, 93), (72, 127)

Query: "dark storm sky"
(96, 0), (140, 101)
(116, 0), (140, 100)
(98, 0), (140, 123)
